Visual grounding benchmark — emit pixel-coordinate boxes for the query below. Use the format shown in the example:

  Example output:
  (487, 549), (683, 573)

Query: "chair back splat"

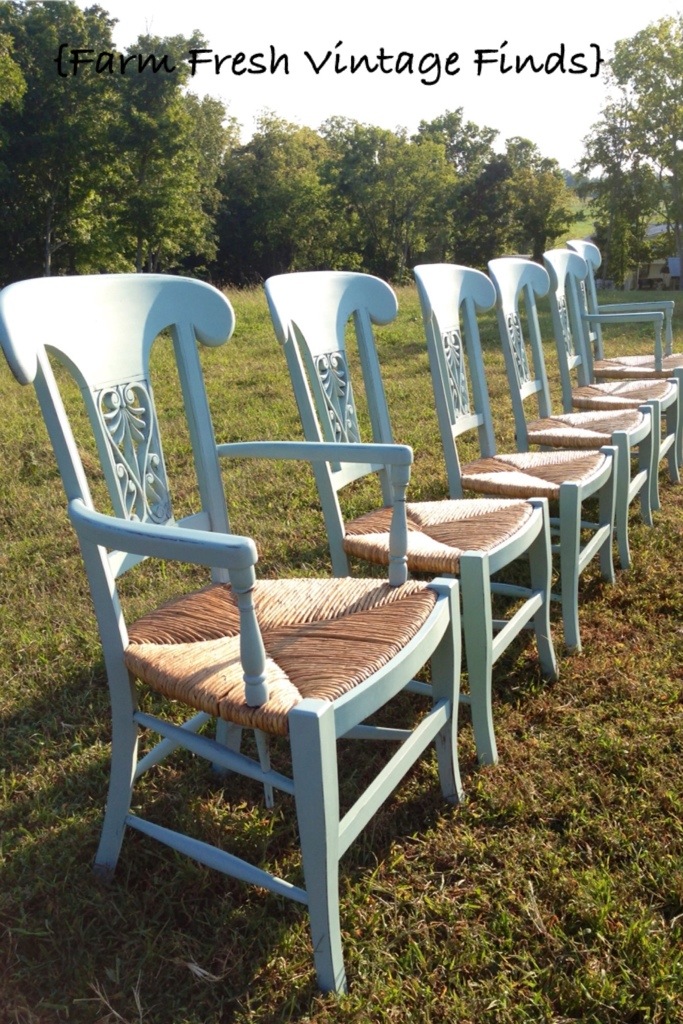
(0, 273), (464, 993)
(413, 263), (498, 497)
(266, 270), (558, 766)
(267, 271), (397, 573)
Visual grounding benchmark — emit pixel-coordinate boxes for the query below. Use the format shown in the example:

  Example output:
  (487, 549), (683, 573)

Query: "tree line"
(0, 1), (580, 286)
(3, 2), (682, 289)
(579, 15), (683, 286)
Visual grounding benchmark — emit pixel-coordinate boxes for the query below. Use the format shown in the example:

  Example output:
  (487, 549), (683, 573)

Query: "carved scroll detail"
(314, 352), (360, 443)
(578, 279), (599, 357)
(442, 328), (471, 417)
(95, 381), (172, 523)
(506, 312), (532, 387)
(556, 293), (574, 358)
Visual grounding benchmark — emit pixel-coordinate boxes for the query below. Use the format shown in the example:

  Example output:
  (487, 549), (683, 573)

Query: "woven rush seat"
(459, 449), (608, 500)
(342, 497), (534, 575)
(594, 353), (683, 380)
(570, 378), (677, 411)
(126, 577), (438, 737)
(526, 407), (647, 449)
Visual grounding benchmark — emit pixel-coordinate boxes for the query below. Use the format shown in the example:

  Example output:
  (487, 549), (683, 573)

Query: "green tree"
(505, 137), (575, 261)
(580, 99), (661, 284)
(589, 16), (683, 286)
(0, 22), (25, 195)
(413, 109), (498, 263)
(414, 108), (497, 179)
(180, 93), (239, 278)
(0, 0), (119, 280)
(321, 118), (456, 280)
(0, 26), (25, 109)
(451, 155), (515, 267)
(0, 4), (230, 281)
(109, 30), (226, 273)
(216, 113), (344, 284)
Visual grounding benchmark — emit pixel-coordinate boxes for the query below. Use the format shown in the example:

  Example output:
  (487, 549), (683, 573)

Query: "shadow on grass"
(1, 665), (474, 1023)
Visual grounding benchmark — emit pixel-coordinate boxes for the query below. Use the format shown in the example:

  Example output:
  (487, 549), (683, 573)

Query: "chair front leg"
(527, 498), (558, 678)
(672, 368), (683, 473)
(598, 448), (617, 585)
(289, 699), (346, 994)
(213, 719), (242, 772)
(611, 433), (632, 570)
(458, 551), (496, 766)
(428, 579), (464, 804)
(558, 483), (582, 653)
(645, 399), (662, 514)
(94, 668), (139, 879)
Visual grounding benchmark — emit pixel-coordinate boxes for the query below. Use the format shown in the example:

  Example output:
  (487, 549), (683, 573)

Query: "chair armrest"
(68, 499), (269, 706)
(582, 311), (664, 325)
(217, 439), (413, 468)
(596, 301), (674, 352)
(68, 498), (258, 571)
(597, 300), (674, 315)
(217, 440), (412, 586)
(581, 310), (665, 367)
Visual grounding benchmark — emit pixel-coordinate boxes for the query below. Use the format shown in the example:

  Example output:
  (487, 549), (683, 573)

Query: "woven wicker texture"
(570, 379), (676, 411)
(594, 353), (683, 380)
(342, 498), (533, 574)
(526, 408), (645, 448)
(458, 449), (608, 500)
(125, 577), (438, 736)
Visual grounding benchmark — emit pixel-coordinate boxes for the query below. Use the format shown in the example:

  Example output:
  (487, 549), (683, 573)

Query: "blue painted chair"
(543, 247), (680, 517)
(0, 273), (464, 994)
(567, 238), (683, 472)
(413, 262), (617, 653)
(488, 257), (656, 572)
(263, 270), (557, 768)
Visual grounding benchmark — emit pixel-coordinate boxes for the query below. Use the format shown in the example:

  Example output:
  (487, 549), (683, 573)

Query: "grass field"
(1, 282), (682, 1023)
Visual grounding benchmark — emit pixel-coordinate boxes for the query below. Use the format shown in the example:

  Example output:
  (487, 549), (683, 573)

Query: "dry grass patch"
(1, 283), (682, 1023)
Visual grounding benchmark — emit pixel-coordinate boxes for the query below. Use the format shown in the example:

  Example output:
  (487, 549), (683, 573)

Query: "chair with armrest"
(0, 272), (464, 994)
(488, 257), (656, 572)
(413, 262), (617, 653)
(567, 239), (683, 441)
(262, 270), (557, 768)
(543, 247), (680, 516)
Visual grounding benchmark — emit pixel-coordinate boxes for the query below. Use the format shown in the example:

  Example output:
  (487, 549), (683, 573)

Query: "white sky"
(70, 0), (683, 169)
